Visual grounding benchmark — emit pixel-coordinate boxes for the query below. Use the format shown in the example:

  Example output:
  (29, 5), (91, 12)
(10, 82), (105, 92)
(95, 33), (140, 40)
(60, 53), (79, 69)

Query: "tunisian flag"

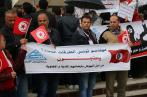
(109, 50), (130, 63)
(13, 17), (31, 35)
(0, 50), (11, 73)
(31, 26), (49, 43)
(118, 31), (130, 44)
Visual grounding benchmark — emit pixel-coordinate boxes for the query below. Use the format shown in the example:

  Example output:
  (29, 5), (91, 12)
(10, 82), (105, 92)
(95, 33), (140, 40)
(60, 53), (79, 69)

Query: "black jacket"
(72, 27), (98, 45)
(57, 15), (79, 45)
(0, 25), (21, 60)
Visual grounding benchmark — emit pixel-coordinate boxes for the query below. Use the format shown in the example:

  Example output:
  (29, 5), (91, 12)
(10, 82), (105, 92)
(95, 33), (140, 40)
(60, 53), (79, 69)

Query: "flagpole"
(25, 18), (32, 39)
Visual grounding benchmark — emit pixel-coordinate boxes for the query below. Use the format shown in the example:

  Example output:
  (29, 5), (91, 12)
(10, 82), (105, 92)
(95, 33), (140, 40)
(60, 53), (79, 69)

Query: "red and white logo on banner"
(13, 17), (31, 35)
(31, 26), (49, 43)
(109, 50), (130, 63)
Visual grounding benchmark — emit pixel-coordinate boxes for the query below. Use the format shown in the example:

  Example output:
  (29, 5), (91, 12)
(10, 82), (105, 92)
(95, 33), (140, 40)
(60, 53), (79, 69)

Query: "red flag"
(0, 50), (11, 73)
(118, 31), (130, 44)
(109, 50), (130, 63)
(13, 17), (31, 35)
(31, 26), (49, 43)
(132, 9), (141, 21)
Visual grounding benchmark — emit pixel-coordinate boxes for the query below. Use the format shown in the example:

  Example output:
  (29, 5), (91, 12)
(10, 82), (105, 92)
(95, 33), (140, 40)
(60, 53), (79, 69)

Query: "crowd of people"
(0, 0), (146, 97)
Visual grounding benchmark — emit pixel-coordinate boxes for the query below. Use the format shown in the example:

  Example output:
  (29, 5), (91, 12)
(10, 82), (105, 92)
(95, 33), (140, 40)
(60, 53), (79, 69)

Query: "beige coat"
(102, 29), (124, 43)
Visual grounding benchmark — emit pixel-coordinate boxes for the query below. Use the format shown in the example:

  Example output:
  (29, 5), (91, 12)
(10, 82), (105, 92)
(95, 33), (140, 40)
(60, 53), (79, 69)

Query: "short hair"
(65, 5), (74, 14)
(38, 12), (49, 20)
(5, 9), (17, 16)
(39, 0), (48, 10)
(110, 14), (120, 21)
(23, 2), (33, 14)
(81, 13), (92, 22)
(89, 10), (97, 16)
(52, 7), (61, 15)
(126, 25), (135, 34)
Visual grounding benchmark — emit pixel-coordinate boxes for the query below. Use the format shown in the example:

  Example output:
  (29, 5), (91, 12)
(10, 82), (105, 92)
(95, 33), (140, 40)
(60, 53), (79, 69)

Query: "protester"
(22, 2), (36, 40)
(0, 9), (28, 97)
(57, 5), (79, 89)
(0, 32), (27, 97)
(37, 0), (56, 29)
(30, 12), (61, 97)
(0, 0), (12, 28)
(99, 15), (131, 97)
(57, 5), (79, 45)
(22, 2), (34, 17)
(52, 6), (62, 28)
(72, 13), (98, 97)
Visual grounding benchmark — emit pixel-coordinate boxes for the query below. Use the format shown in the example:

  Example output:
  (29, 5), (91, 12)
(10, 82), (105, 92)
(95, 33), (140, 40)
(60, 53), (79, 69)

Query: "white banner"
(25, 43), (131, 74)
(96, 0), (120, 13)
(118, 3), (135, 21)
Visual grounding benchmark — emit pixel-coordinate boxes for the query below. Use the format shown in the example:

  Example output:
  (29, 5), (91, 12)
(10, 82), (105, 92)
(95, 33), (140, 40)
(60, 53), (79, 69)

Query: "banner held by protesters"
(24, 43), (131, 74)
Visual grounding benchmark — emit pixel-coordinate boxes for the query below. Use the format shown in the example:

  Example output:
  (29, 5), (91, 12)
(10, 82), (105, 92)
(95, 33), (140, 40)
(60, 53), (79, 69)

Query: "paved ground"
(28, 78), (147, 97)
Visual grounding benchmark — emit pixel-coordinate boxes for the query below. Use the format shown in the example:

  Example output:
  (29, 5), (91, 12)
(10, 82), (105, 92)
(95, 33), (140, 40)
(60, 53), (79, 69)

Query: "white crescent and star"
(36, 30), (47, 40)
(18, 21), (28, 32)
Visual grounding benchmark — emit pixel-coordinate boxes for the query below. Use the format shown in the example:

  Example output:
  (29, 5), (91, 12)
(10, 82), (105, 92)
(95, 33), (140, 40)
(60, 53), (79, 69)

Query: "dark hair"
(23, 2), (33, 14)
(81, 13), (92, 22)
(89, 10), (97, 16)
(65, 5), (74, 14)
(5, 9), (17, 16)
(126, 25), (135, 33)
(52, 7), (61, 16)
(39, 0), (48, 10)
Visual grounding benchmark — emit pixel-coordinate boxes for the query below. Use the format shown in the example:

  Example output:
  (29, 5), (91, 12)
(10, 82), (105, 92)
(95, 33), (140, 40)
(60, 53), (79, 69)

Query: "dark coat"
(57, 15), (79, 45)
(0, 25), (21, 61)
(72, 27), (98, 45)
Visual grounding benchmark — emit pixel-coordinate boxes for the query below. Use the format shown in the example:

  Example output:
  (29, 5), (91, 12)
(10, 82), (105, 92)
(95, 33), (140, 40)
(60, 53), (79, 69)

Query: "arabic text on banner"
(25, 43), (131, 74)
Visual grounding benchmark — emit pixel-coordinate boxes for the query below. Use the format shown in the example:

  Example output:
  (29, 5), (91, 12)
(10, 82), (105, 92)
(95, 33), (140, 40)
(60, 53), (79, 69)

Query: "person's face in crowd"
(0, 35), (6, 49)
(38, 13), (49, 29)
(5, 13), (17, 29)
(109, 16), (120, 30)
(81, 18), (92, 31)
